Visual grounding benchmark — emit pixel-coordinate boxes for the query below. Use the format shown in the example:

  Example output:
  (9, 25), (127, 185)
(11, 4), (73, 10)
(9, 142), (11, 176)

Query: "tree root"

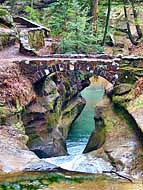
(103, 170), (133, 183)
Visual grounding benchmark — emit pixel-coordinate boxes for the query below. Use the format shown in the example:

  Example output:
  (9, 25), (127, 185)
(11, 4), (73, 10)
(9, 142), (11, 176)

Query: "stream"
(1, 85), (143, 189)
(66, 85), (105, 155)
(44, 85), (114, 173)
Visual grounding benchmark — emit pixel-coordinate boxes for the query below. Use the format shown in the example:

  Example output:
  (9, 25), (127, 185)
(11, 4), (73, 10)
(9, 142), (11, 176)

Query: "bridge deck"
(0, 44), (120, 64)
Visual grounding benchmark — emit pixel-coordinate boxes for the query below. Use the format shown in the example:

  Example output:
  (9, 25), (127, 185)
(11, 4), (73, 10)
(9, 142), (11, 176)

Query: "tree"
(130, 0), (142, 39)
(123, 0), (138, 45)
(102, 0), (111, 45)
(92, 0), (99, 32)
(41, 0), (103, 53)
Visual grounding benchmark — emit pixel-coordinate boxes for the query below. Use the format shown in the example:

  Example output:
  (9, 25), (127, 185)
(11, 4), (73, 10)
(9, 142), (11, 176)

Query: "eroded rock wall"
(0, 58), (89, 161)
(23, 71), (87, 158)
(84, 94), (143, 177)
(0, 8), (17, 50)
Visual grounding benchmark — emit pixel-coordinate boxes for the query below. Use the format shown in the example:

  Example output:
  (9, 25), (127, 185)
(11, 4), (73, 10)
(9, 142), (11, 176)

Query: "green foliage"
(25, 6), (41, 23)
(15, 97), (24, 113)
(42, 0), (103, 53)
(24, 0), (104, 54)
(12, 97), (25, 115)
(0, 172), (111, 190)
(0, 8), (8, 16)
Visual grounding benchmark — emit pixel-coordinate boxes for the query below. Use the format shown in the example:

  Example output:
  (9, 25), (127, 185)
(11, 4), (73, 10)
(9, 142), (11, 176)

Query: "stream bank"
(0, 6), (143, 189)
(0, 171), (143, 190)
(44, 93), (143, 179)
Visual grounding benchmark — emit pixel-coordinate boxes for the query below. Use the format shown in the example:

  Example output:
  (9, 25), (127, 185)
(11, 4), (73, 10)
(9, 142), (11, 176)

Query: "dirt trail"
(0, 44), (117, 64)
(0, 44), (35, 63)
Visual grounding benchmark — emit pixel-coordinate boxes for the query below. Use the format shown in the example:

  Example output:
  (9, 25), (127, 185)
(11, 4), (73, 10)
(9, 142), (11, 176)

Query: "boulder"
(113, 84), (132, 96)
(0, 125), (39, 173)
(127, 94), (143, 133)
(84, 94), (143, 177)
(23, 73), (87, 158)
(83, 117), (106, 154)
(0, 8), (17, 50)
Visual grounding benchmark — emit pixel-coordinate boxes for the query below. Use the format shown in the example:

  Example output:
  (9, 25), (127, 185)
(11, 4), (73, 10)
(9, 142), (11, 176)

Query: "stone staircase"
(13, 16), (57, 56)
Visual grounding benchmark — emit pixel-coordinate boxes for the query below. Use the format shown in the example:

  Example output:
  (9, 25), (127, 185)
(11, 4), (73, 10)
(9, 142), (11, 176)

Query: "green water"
(1, 86), (143, 189)
(67, 85), (105, 155)
(1, 172), (142, 190)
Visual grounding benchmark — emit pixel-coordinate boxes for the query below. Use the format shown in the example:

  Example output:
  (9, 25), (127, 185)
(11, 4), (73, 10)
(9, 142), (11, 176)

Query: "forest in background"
(3, 0), (143, 54)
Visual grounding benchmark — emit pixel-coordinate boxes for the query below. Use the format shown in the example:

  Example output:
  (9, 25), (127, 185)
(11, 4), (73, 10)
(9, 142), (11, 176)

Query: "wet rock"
(94, 95), (143, 177)
(24, 160), (61, 172)
(44, 154), (113, 174)
(127, 94), (143, 133)
(113, 84), (132, 96)
(112, 77), (143, 135)
(0, 125), (39, 173)
(23, 73), (86, 158)
(83, 117), (106, 154)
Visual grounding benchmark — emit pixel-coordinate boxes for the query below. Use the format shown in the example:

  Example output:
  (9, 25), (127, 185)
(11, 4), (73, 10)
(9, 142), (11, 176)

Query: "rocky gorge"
(1, 3), (143, 189)
(0, 7), (117, 172)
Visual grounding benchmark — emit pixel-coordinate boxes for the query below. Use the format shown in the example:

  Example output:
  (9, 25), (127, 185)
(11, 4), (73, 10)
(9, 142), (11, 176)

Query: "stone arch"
(89, 76), (113, 94)
(32, 61), (119, 87)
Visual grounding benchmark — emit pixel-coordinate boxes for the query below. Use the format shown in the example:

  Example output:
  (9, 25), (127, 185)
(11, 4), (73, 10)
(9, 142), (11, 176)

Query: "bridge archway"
(32, 60), (119, 88)
(19, 58), (119, 158)
(89, 76), (113, 94)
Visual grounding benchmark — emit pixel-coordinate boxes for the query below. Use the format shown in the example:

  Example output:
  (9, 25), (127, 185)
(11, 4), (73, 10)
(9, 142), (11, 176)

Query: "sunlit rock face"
(0, 59), (88, 170)
(82, 93), (143, 177)
(90, 76), (113, 94)
(112, 77), (143, 134)
(0, 8), (17, 50)
(105, 80), (143, 177)
(0, 62), (38, 173)
(0, 125), (39, 173)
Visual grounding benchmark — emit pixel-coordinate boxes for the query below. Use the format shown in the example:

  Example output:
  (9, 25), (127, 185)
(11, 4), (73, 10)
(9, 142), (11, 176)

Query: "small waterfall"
(45, 154), (113, 173)
(66, 85), (105, 155)
(44, 85), (114, 174)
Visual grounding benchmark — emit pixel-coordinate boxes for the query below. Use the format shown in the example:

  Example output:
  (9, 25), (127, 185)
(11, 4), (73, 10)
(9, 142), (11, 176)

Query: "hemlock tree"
(130, 0), (142, 39)
(102, 0), (111, 46)
(92, 0), (99, 32)
(42, 0), (103, 53)
(123, 0), (139, 45)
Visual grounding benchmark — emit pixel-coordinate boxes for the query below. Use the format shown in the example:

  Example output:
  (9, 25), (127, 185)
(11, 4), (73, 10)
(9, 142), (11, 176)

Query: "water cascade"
(67, 85), (105, 155)
(45, 85), (114, 173)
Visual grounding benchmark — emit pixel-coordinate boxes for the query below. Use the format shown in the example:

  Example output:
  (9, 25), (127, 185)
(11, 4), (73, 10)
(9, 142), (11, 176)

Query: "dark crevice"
(33, 77), (47, 96)
(113, 103), (143, 145)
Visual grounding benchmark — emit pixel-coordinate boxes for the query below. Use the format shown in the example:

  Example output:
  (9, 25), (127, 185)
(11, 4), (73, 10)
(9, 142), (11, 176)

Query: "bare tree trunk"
(130, 0), (142, 39)
(30, 0), (34, 19)
(93, 0), (99, 32)
(123, 0), (138, 45)
(102, 0), (111, 46)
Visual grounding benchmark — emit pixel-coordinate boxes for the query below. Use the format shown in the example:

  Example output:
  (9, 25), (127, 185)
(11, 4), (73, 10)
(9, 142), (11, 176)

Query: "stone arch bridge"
(20, 55), (120, 89)
(16, 56), (120, 157)
(12, 16), (120, 87)
(1, 14), (140, 158)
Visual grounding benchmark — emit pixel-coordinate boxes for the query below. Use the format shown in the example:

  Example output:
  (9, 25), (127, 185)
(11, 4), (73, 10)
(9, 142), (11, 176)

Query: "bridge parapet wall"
(17, 57), (119, 86)
(118, 56), (143, 83)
